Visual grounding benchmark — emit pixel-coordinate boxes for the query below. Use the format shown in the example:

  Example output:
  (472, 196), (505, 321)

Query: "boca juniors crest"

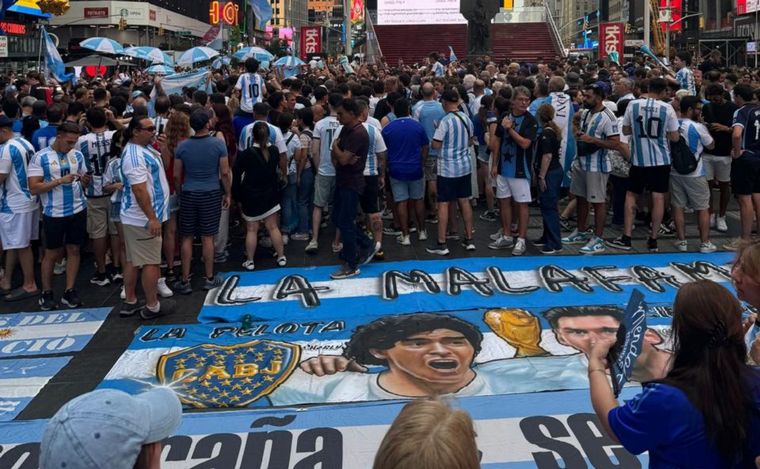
(156, 340), (300, 408)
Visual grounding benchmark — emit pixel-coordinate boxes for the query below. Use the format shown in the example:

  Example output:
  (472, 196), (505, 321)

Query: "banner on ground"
(200, 252), (735, 323)
(0, 390), (649, 468)
(0, 357), (70, 421)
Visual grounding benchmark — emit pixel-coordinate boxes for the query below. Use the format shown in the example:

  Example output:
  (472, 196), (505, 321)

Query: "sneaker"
(381, 208), (394, 220)
(305, 239), (319, 254)
(647, 237), (659, 253)
(374, 247), (385, 260)
(700, 241), (718, 253)
(489, 228), (504, 241)
(723, 238), (742, 251)
(674, 239), (688, 252)
(710, 213), (717, 229)
(53, 258), (66, 276)
(559, 217), (572, 232)
(332, 242), (343, 253)
(89, 272), (111, 287)
(277, 256), (287, 267)
(562, 229), (591, 245)
(291, 232), (310, 241)
(383, 226), (402, 236)
(461, 238), (476, 251)
(716, 216), (728, 233)
(110, 270), (123, 282)
(396, 234), (411, 246)
(607, 236), (632, 251)
(479, 210), (498, 222)
(540, 246), (557, 255)
(418, 230), (428, 241)
(446, 231), (461, 241)
(140, 299), (176, 320)
(214, 251), (229, 264)
(426, 242), (450, 256)
(119, 300), (143, 317)
(409, 226), (417, 233)
(38, 290), (56, 311)
(359, 243), (381, 266)
(173, 279), (193, 295)
(203, 274), (225, 290)
(488, 236), (514, 250)
(512, 238), (527, 256)
(579, 236), (606, 255)
(532, 238), (547, 247)
(282, 234), (290, 245)
(657, 223), (675, 238)
(424, 215), (438, 224)
(243, 260), (256, 271)
(61, 289), (82, 308)
(120, 286), (126, 300)
(330, 264), (360, 279)
(157, 277), (174, 298)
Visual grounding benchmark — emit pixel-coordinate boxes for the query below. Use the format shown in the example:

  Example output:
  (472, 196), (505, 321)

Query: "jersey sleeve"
(665, 105), (680, 132)
(622, 104), (633, 129)
(733, 107), (745, 129)
(374, 127), (387, 153)
(0, 146), (11, 174)
(432, 117), (448, 142)
(607, 384), (673, 455)
(77, 136), (90, 166)
(122, 151), (148, 186)
(234, 74), (244, 91)
(604, 115), (620, 137)
(697, 123), (714, 147)
(75, 151), (87, 176)
(273, 128), (287, 154)
(26, 152), (44, 178)
(522, 117), (538, 141)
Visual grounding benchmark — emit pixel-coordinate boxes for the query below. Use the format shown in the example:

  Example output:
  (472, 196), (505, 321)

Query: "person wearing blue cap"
(40, 387), (182, 469)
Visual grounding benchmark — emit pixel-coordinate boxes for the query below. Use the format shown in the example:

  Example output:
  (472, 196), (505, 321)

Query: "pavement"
(0, 199), (746, 420)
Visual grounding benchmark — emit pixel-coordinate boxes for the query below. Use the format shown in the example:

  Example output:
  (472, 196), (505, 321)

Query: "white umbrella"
(125, 47), (174, 66)
(145, 64), (175, 75)
(177, 46), (219, 66)
(211, 56), (232, 69)
(233, 47), (274, 62)
(80, 37), (124, 55)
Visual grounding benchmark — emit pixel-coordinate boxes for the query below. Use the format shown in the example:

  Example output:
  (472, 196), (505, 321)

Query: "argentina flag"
(0, 357), (70, 421)
(41, 26), (73, 84)
(249, 0), (273, 29)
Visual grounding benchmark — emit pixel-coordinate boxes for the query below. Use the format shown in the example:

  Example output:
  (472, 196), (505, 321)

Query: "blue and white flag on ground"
(449, 45), (457, 63)
(155, 68), (212, 98)
(0, 357), (70, 421)
(249, 0), (273, 29)
(41, 27), (73, 84)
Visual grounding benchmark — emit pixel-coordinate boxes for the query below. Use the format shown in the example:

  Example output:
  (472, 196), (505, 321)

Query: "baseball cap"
(40, 388), (182, 469)
(189, 109), (211, 131)
(0, 115), (13, 129)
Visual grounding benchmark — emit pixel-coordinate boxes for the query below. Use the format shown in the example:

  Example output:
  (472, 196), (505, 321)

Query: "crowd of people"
(0, 47), (759, 313)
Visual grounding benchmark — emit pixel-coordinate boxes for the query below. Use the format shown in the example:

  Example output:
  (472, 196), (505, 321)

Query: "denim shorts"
(390, 177), (425, 202)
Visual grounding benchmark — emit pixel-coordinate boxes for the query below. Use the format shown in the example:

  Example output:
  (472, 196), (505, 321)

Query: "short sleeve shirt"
(0, 137), (37, 214)
(433, 111), (474, 178)
(335, 122), (369, 192)
(495, 112), (537, 179)
(577, 108), (619, 173)
(675, 118), (714, 177)
(119, 143), (170, 227)
(27, 147), (87, 218)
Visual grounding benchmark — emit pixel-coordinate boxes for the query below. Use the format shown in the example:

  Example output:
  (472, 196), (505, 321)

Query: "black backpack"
(671, 135), (698, 175)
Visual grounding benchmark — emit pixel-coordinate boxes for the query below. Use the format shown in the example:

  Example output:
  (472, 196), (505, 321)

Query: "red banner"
(300, 26), (322, 60)
(599, 22), (624, 60)
(659, 0), (683, 32)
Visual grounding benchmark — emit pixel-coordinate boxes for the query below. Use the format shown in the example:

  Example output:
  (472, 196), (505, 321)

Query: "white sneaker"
(674, 239), (688, 252)
(277, 256), (287, 267)
(418, 230), (428, 241)
(396, 234), (411, 246)
(716, 216), (728, 233)
(489, 228), (504, 241)
(54, 258), (67, 275)
(157, 277), (174, 298)
(332, 242), (343, 253)
(305, 239), (318, 254)
(709, 213), (716, 228)
(243, 260), (255, 271)
(120, 286), (126, 300)
(488, 235), (514, 250)
(512, 238), (527, 256)
(700, 241), (717, 253)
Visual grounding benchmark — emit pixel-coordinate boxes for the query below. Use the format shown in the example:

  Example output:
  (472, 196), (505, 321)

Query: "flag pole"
(37, 25), (44, 74)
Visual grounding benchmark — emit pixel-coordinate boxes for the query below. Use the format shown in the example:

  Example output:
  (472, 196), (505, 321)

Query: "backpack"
(671, 135), (698, 175)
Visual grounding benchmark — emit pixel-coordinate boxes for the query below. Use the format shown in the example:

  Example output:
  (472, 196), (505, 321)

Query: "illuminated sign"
(209, 1), (240, 26)
(0, 21), (27, 35)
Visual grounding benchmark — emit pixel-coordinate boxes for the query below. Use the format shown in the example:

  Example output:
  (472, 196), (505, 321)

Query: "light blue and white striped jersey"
(27, 147), (87, 218)
(0, 137), (37, 214)
(78, 130), (116, 198)
(313, 115), (340, 177)
(548, 92), (577, 179)
(622, 98), (679, 167)
(238, 120), (287, 155)
(363, 121), (386, 177)
(433, 111), (473, 178)
(283, 130), (303, 176)
(103, 157), (123, 205)
(675, 118), (713, 177)
(412, 99), (446, 157)
(151, 116), (169, 136)
(577, 107), (619, 173)
(235, 73), (265, 114)
(675, 67), (696, 96)
(119, 143), (170, 227)
(432, 61), (445, 77)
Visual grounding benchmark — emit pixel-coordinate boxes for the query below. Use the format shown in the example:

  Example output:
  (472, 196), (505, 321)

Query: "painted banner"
(200, 252), (734, 323)
(599, 22), (624, 60)
(300, 26), (321, 60)
(0, 389), (650, 468)
(0, 357), (70, 421)
(152, 68), (212, 99)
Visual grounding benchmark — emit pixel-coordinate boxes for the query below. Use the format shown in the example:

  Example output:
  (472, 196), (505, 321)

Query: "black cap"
(440, 88), (460, 103)
(0, 115), (13, 129)
(189, 110), (210, 132)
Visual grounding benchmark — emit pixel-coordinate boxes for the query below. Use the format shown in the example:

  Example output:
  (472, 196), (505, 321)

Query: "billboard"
(659, 0), (682, 32)
(300, 26), (322, 59)
(599, 22), (624, 59)
(377, 0), (466, 25)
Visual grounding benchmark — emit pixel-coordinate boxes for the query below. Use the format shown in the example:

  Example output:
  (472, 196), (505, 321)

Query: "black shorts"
(179, 190), (222, 237)
(43, 210), (88, 250)
(437, 174), (472, 202)
(731, 155), (760, 195)
(360, 175), (380, 214)
(627, 165), (670, 194)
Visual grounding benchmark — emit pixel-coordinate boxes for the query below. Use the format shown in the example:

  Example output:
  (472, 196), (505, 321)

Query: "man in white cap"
(40, 387), (182, 469)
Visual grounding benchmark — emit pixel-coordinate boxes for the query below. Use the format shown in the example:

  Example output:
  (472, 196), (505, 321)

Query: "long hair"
(212, 103), (236, 160)
(734, 239), (760, 283)
(662, 280), (755, 461)
(164, 112), (190, 159)
(537, 104), (560, 138)
(478, 95), (494, 129)
(373, 399), (480, 469)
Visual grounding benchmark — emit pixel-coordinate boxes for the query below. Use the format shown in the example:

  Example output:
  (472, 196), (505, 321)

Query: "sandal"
(4, 287), (41, 302)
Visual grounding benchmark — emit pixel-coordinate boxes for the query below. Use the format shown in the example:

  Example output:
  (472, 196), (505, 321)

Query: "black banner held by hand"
(609, 289), (648, 397)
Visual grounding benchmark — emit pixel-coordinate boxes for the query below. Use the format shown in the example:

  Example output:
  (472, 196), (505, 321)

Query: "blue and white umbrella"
(211, 56), (232, 69)
(145, 64), (175, 75)
(275, 56), (306, 78)
(125, 46), (174, 66)
(177, 46), (219, 66)
(80, 37), (124, 55)
(233, 46), (274, 63)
